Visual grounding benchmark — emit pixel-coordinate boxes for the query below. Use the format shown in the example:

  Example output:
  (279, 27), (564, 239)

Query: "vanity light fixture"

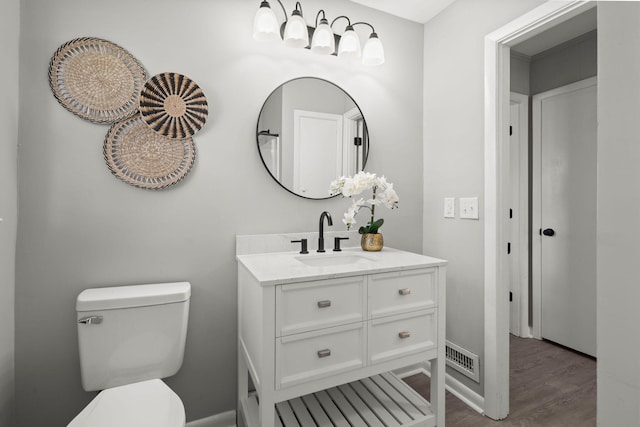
(253, 1), (280, 41)
(358, 24), (385, 66)
(283, 2), (309, 48)
(252, 0), (385, 66)
(310, 10), (335, 55)
(333, 16), (361, 59)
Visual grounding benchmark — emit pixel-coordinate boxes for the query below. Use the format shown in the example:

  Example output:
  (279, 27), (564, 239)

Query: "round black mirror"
(257, 77), (369, 199)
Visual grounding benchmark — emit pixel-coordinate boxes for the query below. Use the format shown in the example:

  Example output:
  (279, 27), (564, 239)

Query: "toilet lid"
(68, 379), (185, 427)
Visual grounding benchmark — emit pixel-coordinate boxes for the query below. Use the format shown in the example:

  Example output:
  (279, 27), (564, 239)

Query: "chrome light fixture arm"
(352, 21), (376, 35)
(273, 0), (288, 24)
(315, 9), (327, 27)
(330, 15), (352, 32)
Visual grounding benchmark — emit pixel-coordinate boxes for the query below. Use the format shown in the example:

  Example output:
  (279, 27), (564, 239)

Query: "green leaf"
(368, 218), (384, 234)
(357, 219), (385, 235)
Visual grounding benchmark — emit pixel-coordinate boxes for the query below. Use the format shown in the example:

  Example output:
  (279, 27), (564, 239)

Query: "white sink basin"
(295, 253), (374, 267)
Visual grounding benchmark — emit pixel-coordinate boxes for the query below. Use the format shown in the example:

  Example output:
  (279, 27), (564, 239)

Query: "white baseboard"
(394, 362), (485, 415)
(444, 369), (485, 414)
(186, 410), (236, 427)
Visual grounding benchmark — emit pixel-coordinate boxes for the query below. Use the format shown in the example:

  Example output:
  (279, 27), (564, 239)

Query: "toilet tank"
(76, 282), (191, 391)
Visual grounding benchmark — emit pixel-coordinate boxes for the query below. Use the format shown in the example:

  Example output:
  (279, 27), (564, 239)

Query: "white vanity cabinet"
(237, 245), (446, 427)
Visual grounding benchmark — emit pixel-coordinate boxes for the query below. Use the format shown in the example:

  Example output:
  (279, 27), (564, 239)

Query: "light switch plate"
(460, 197), (479, 219)
(444, 197), (455, 218)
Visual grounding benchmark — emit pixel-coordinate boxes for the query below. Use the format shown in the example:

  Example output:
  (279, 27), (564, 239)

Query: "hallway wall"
(0, 0), (19, 425)
(597, 3), (640, 425)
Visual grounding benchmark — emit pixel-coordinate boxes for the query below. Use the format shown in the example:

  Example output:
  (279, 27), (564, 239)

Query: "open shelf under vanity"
(241, 372), (435, 427)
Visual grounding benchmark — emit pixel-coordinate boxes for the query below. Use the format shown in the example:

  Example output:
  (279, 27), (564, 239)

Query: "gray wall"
(14, 0), (424, 425)
(511, 30), (597, 97)
(530, 30), (597, 95)
(597, 3), (640, 425)
(510, 53), (530, 95)
(422, 0), (545, 396)
(0, 0), (19, 425)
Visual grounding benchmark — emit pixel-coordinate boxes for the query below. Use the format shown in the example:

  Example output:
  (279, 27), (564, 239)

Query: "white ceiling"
(348, 0), (457, 24)
(348, 1), (597, 57)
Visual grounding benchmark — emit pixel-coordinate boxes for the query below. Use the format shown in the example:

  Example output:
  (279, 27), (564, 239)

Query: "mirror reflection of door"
(257, 77), (369, 199)
(293, 110), (343, 196)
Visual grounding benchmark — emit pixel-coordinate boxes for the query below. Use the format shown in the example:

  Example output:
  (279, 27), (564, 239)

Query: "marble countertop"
(237, 246), (447, 286)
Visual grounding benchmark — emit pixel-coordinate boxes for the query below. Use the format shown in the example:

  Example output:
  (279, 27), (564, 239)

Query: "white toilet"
(68, 281), (191, 427)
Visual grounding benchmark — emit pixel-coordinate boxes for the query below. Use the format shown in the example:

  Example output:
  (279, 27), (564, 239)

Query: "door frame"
(343, 107), (364, 176)
(483, 0), (596, 419)
(509, 92), (530, 339)
(531, 76), (597, 340)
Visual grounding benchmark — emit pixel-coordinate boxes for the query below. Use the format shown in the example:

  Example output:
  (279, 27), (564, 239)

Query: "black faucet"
(317, 211), (333, 252)
(333, 237), (350, 252)
(291, 238), (308, 254)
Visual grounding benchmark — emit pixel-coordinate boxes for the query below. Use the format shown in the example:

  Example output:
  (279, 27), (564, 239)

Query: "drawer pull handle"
(317, 300), (331, 308)
(398, 331), (411, 339)
(317, 349), (331, 358)
(398, 288), (411, 296)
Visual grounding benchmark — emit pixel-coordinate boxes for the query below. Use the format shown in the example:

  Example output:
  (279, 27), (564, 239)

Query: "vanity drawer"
(275, 322), (365, 389)
(276, 276), (366, 337)
(368, 268), (437, 319)
(369, 308), (437, 364)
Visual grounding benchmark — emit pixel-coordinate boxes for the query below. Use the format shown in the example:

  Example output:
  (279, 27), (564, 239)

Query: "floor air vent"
(445, 340), (480, 383)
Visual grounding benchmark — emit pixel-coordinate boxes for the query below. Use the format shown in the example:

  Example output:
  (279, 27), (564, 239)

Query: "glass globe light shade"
(283, 10), (309, 48)
(362, 33), (385, 66)
(310, 19), (335, 55)
(253, 2), (279, 42)
(338, 26), (361, 59)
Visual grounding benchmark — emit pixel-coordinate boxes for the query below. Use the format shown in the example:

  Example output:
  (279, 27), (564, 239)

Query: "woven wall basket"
(49, 37), (147, 124)
(104, 113), (196, 190)
(139, 72), (208, 139)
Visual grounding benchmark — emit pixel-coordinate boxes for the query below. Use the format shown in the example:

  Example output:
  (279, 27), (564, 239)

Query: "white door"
(533, 77), (597, 357)
(293, 110), (343, 198)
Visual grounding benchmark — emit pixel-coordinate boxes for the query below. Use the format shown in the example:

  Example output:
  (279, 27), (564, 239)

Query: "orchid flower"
(329, 171), (399, 234)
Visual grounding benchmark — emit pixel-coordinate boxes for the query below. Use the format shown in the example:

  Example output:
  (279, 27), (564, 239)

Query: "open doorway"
(508, 8), (597, 349)
(483, 1), (597, 420)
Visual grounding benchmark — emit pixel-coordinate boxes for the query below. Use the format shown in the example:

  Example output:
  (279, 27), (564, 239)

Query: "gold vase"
(361, 233), (383, 251)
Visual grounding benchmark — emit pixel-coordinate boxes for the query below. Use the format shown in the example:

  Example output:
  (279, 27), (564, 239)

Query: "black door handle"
(542, 228), (555, 236)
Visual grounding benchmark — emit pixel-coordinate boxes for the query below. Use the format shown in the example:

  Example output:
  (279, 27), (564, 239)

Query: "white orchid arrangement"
(329, 171), (399, 234)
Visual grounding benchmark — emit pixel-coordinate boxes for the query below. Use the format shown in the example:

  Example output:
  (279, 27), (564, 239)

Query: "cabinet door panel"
(276, 323), (365, 389)
(276, 276), (365, 337)
(368, 269), (436, 319)
(369, 309), (436, 364)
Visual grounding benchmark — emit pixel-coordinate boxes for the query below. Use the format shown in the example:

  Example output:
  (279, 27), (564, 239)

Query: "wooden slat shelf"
(241, 372), (435, 427)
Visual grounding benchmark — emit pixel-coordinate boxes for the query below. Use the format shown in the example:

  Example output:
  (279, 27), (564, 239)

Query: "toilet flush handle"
(78, 315), (103, 325)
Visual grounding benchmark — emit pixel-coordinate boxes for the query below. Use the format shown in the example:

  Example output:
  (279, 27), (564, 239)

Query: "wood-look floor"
(403, 335), (596, 426)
